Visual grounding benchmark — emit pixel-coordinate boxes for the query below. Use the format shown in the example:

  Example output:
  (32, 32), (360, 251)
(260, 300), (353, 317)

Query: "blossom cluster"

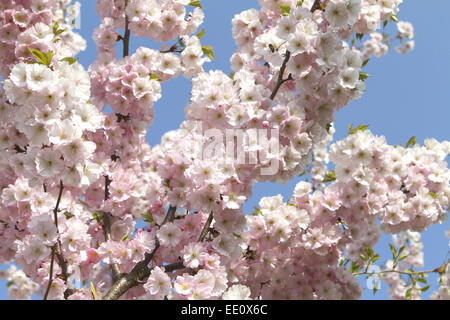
(0, 0), (447, 301)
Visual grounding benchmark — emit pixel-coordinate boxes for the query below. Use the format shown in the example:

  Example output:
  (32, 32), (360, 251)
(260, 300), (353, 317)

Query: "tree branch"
(122, 0), (131, 57)
(197, 212), (213, 242)
(44, 180), (74, 299)
(269, 50), (292, 101)
(102, 205), (177, 300)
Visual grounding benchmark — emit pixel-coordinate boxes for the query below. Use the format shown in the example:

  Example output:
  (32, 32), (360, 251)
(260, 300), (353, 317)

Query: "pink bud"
(147, 227), (152, 232)
(94, 227), (99, 233)
(262, 120), (270, 128)
(87, 248), (101, 264)
(98, 225), (103, 230)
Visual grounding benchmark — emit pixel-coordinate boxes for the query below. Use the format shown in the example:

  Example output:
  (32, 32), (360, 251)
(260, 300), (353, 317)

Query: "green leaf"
(362, 58), (370, 68)
(373, 278), (380, 295)
(60, 57), (77, 65)
(383, 20), (388, 29)
(405, 136), (417, 148)
(355, 33), (364, 41)
(197, 28), (205, 40)
(28, 48), (48, 66)
(63, 211), (74, 219)
(6, 281), (14, 288)
(93, 210), (103, 224)
(359, 253), (367, 262)
(202, 45), (215, 60)
(350, 261), (360, 273)
(323, 170), (336, 183)
(149, 73), (160, 81)
(416, 278), (427, 285)
(142, 211), (154, 224)
(53, 22), (65, 36)
(359, 71), (371, 81)
(428, 191), (438, 199)
(326, 122), (332, 134)
(348, 124), (369, 134)
(252, 207), (262, 216)
(390, 14), (399, 23)
(420, 285), (430, 292)
(296, 0), (304, 6)
(121, 232), (130, 242)
(389, 243), (397, 260)
(189, 0), (202, 9)
(178, 37), (186, 48)
(279, 4), (291, 15)
(371, 254), (380, 263)
(365, 247), (374, 258)
(298, 169), (306, 177)
(398, 254), (409, 262)
(90, 282), (99, 300)
(405, 287), (413, 300)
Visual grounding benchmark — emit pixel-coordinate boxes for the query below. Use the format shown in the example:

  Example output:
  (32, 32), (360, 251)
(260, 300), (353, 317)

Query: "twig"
(102, 205), (177, 300)
(44, 180), (74, 299)
(197, 212), (214, 242)
(269, 50), (292, 100)
(122, 0), (130, 57)
(43, 246), (56, 300)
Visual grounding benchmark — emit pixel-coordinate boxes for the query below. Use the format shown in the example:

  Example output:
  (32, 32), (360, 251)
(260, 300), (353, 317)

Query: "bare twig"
(43, 180), (74, 299)
(269, 50), (292, 100)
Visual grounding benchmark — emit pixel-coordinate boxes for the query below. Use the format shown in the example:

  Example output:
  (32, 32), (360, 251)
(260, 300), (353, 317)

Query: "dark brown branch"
(122, 0), (130, 57)
(164, 261), (185, 273)
(269, 50), (292, 100)
(102, 205), (177, 300)
(44, 180), (74, 299)
(43, 246), (56, 300)
(197, 212), (214, 242)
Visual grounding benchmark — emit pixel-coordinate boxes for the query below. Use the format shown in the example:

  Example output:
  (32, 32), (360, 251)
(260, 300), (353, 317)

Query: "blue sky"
(1, 0), (449, 300)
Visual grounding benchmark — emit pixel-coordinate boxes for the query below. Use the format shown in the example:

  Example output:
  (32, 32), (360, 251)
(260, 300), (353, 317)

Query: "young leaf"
(420, 285), (430, 292)
(348, 124), (370, 134)
(405, 287), (413, 300)
(189, 0), (202, 9)
(121, 232), (130, 242)
(323, 170), (336, 183)
(428, 191), (438, 199)
(362, 58), (370, 68)
(279, 4), (291, 15)
(202, 45), (215, 60)
(149, 73), (160, 81)
(405, 136), (417, 148)
(390, 14), (399, 22)
(90, 282), (99, 300)
(296, 0), (304, 6)
(359, 71), (371, 81)
(197, 29), (205, 39)
(60, 57), (77, 65)
(28, 48), (48, 66)
(389, 243), (397, 260)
